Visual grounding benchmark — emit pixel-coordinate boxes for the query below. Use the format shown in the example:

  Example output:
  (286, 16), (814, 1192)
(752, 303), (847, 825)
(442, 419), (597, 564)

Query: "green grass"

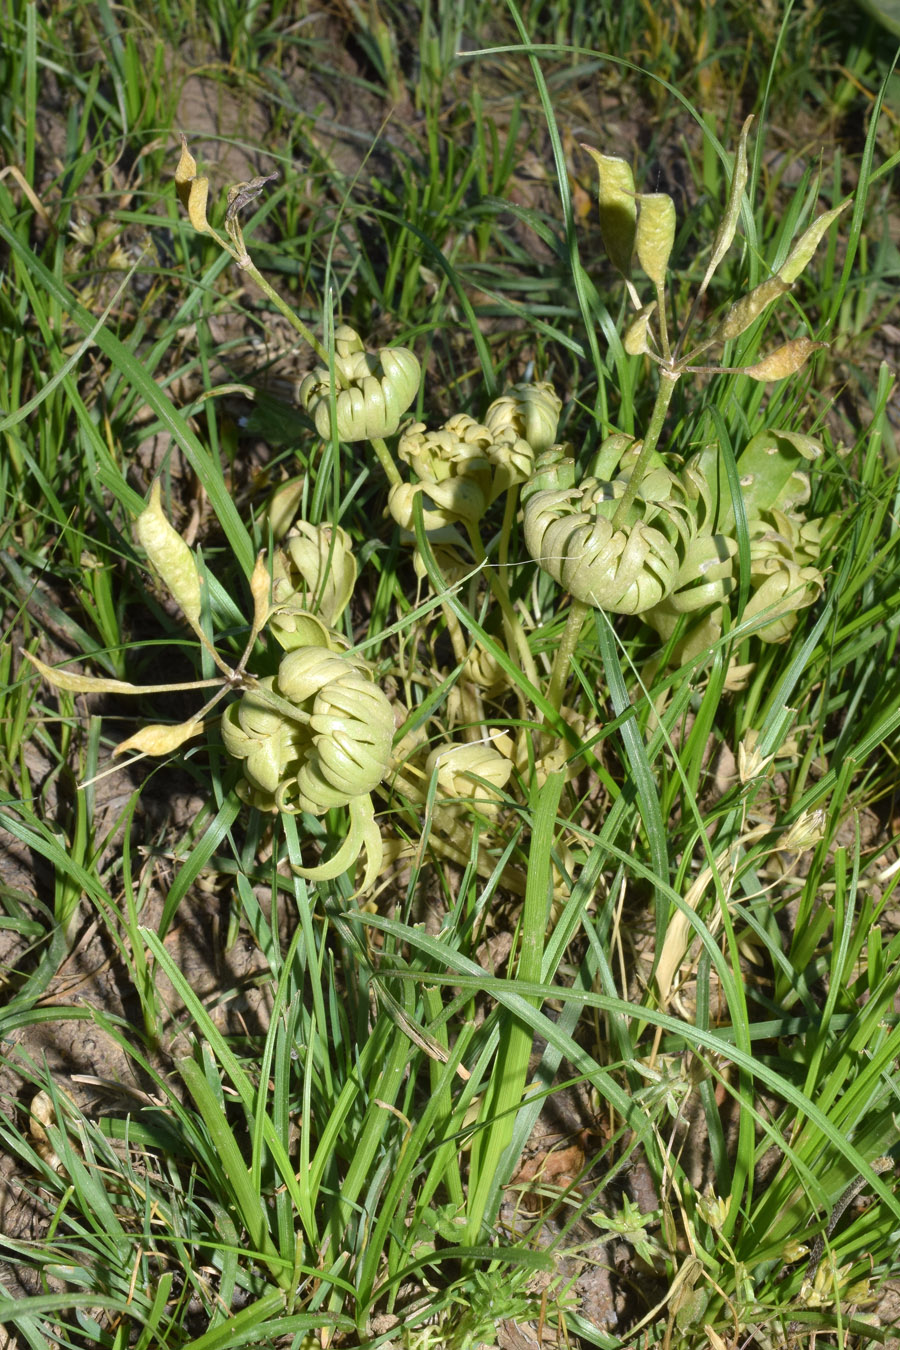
(2, 1), (900, 1348)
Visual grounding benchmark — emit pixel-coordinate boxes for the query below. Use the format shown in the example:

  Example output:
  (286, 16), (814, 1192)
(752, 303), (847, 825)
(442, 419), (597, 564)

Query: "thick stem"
(611, 367), (680, 531)
(545, 597), (589, 717)
(368, 435), (402, 488)
(497, 485), (518, 575)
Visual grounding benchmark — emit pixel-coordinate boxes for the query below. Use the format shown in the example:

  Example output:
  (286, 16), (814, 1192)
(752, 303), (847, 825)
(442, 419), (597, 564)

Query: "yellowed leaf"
(112, 719), (204, 758)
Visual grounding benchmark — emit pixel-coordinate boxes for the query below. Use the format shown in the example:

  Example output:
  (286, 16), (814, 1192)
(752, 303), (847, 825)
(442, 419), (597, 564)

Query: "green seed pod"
(581, 147), (636, 277)
(701, 115), (753, 291)
(483, 381), (562, 454)
(635, 193), (676, 287)
(624, 302), (657, 356)
(778, 200), (851, 285)
(135, 480), (203, 626)
(298, 325), (421, 441)
(711, 276), (790, 344)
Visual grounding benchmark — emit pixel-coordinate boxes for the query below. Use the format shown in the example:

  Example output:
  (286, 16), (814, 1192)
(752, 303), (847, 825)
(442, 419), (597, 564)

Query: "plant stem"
(611, 367), (680, 530)
(545, 597), (589, 716)
(369, 435), (402, 488)
(207, 223), (330, 365)
(240, 257), (330, 365)
(464, 520), (539, 691)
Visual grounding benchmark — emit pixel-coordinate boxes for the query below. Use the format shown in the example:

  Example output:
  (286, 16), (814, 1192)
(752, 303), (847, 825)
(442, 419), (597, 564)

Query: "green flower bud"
(276, 647), (393, 812)
(521, 444), (576, 499)
(485, 426), (536, 499)
(589, 433), (637, 481)
(483, 382), (562, 454)
(744, 554), (824, 643)
(426, 739), (513, 820)
(388, 477), (487, 534)
(398, 416), (493, 495)
(221, 677), (307, 801)
(781, 807), (827, 852)
(223, 648), (393, 828)
(646, 530), (736, 621)
(298, 325), (420, 441)
(269, 521), (357, 649)
(524, 478), (689, 614)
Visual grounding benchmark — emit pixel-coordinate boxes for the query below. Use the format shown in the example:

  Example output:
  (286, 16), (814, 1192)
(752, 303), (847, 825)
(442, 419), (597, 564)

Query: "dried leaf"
(250, 550), (272, 638)
(185, 176), (209, 233)
(112, 719), (204, 758)
(174, 135), (197, 192)
(741, 337), (827, 382)
(266, 477), (306, 541)
(23, 650), (147, 696)
(174, 135), (209, 233)
(225, 172), (279, 222)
